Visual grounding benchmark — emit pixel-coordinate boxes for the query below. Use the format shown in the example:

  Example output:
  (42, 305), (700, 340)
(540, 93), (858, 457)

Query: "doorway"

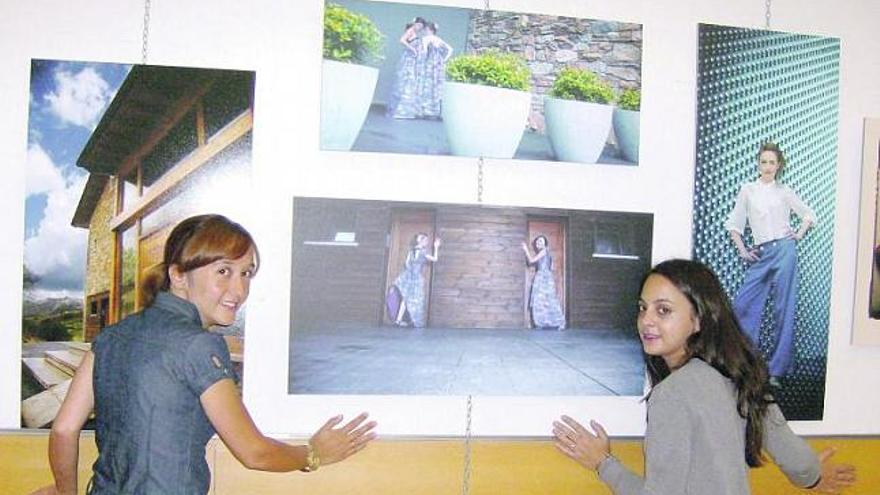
(384, 209), (437, 325)
(524, 217), (567, 328)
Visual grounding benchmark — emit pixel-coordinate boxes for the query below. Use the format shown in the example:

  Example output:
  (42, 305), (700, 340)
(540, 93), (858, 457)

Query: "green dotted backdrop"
(693, 24), (839, 420)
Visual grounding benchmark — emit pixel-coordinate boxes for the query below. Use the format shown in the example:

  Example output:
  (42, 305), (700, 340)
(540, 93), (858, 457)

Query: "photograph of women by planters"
(320, 0), (642, 164)
(20, 60), (256, 428)
(692, 24), (840, 420)
(289, 197), (652, 396)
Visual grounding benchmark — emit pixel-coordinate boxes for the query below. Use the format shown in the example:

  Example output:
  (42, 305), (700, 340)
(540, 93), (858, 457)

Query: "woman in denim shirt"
(38, 214), (376, 494)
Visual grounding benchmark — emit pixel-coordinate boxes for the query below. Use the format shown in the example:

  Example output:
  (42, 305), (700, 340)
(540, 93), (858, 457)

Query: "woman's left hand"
(433, 238), (442, 248)
(553, 415), (611, 471)
(812, 447), (856, 493)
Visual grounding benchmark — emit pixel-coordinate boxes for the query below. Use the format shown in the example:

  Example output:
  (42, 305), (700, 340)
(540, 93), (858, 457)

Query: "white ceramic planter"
(544, 96), (613, 164)
(320, 59), (380, 151)
(613, 108), (640, 163)
(441, 81), (531, 159)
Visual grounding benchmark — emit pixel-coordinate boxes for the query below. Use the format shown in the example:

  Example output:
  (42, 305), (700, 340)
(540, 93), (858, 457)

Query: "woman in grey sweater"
(552, 259), (855, 494)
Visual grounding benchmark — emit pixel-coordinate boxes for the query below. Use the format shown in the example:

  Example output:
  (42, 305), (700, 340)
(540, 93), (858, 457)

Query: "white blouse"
(725, 180), (815, 246)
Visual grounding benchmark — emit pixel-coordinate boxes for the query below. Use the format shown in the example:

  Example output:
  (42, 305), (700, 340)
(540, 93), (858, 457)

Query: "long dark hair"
(141, 214), (259, 307)
(643, 259), (771, 467)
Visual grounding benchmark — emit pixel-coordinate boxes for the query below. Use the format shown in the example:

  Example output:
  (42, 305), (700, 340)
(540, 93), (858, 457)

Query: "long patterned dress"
(529, 251), (566, 329)
(386, 35), (422, 119)
(393, 247), (429, 327)
(417, 36), (450, 119)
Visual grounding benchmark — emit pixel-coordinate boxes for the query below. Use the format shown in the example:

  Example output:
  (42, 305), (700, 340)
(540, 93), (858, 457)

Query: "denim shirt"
(90, 292), (236, 495)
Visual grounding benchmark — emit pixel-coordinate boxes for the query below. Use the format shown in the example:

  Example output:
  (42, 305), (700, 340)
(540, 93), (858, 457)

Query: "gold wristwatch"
(302, 443), (321, 472)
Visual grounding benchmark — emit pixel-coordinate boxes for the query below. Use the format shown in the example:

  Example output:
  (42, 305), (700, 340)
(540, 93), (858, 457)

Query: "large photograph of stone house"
(289, 197), (652, 396)
(321, 0), (642, 165)
(20, 60), (255, 428)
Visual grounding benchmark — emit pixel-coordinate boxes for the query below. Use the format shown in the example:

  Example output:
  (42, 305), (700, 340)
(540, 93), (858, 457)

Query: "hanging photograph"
(289, 196), (652, 396)
(20, 59), (256, 428)
(320, 0), (642, 165)
(852, 118), (880, 345)
(692, 24), (840, 420)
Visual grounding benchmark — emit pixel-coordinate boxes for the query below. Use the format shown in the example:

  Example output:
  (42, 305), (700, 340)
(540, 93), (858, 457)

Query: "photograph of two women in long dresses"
(320, 0), (643, 164)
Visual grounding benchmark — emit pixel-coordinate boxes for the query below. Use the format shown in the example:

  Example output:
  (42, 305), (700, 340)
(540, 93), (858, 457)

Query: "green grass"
(22, 309), (83, 343)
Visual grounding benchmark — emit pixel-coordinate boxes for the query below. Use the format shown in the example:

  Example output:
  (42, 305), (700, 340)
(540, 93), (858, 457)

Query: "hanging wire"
(141, 0), (152, 64)
(477, 157), (484, 203)
(461, 394), (474, 495)
(764, 0), (772, 29)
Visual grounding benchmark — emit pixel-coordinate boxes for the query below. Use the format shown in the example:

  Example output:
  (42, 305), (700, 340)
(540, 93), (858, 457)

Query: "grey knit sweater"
(598, 359), (820, 494)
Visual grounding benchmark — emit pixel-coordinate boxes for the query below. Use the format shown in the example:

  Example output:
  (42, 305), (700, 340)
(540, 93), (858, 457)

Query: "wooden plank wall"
(568, 212), (653, 329)
(291, 200), (655, 331)
(431, 206), (528, 329)
(291, 199), (389, 328)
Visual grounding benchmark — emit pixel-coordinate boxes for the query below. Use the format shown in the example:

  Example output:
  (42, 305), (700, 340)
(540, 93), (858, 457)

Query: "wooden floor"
(2, 433), (878, 494)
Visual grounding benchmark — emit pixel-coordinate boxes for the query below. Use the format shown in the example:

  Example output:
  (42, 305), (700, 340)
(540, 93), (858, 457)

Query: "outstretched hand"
(309, 413), (377, 466)
(812, 448), (856, 493)
(552, 415), (611, 471)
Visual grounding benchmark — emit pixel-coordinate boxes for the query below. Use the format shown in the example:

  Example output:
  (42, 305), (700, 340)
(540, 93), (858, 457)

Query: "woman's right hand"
(553, 415), (611, 471)
(738, 246), (759, 263)
(309, 413), (377, 466)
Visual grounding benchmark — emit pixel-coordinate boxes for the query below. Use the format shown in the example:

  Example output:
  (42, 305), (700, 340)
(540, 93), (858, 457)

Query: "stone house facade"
(72, 66), (254, 340)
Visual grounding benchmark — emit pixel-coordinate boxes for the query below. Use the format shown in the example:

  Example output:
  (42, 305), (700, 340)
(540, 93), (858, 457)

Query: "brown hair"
(141, 214), (259, 307)
(757, 141), (786, 176)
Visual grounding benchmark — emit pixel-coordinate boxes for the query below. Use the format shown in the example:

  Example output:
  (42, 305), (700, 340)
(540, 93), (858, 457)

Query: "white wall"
(1, 0), (877, 436)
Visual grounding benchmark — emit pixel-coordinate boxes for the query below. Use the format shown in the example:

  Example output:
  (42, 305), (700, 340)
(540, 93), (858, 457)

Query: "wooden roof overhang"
(76, 65), (215, 175)
(70, 65), (219, 228)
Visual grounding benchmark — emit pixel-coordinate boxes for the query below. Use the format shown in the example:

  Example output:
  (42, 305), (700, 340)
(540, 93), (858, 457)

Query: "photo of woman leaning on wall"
(289, 197), (653, 397)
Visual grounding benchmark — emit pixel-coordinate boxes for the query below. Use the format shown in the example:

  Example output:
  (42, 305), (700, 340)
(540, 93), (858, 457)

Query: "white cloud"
(24, 165), (88, 291)
(26, 288), (84, 302)
(43, 67), (111, 129)
(25, 143), (65, 197)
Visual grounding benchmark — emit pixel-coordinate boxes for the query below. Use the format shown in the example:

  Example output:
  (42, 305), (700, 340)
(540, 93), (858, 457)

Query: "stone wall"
(467, 11), (642, 131)
(83, 179), (116, 340)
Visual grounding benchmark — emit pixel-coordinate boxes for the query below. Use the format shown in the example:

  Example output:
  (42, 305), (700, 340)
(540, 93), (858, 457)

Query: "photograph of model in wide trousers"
(692, 24), (840, 420)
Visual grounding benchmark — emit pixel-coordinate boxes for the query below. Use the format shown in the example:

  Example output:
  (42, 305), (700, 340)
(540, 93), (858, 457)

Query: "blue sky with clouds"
(24, 59), (131, 299)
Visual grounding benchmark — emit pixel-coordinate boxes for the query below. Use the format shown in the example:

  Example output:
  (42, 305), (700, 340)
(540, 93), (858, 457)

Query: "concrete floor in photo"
(348, 105), (635, 165)
(289, 326), (645, 396)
